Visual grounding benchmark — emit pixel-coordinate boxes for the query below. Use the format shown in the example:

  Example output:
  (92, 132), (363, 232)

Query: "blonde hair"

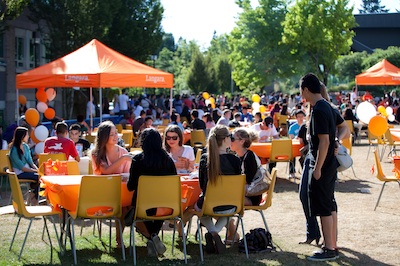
(232, 128), (258, 148)
(207, 125), (229, 185)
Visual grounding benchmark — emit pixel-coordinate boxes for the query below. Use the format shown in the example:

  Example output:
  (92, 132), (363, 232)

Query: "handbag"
(336, 144), (353, 172)
(244, 152), (271, 197)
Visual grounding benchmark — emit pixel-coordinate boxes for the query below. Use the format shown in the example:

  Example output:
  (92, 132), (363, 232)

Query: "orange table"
(249, 140), (303, 159)
(183, 130), (191, 144)
(41, 175), (201, 212)
(390, 128), (400, 141)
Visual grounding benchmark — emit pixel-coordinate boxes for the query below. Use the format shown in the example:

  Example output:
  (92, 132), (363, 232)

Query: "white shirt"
(86, 101), (95, 119)
(251, 123), (278, 142)
(168, 145), (195, 173)
(119, 94), (129, 111)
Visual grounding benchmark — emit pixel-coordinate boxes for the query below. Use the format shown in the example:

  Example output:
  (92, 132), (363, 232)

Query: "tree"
(362, 46), (400, 69)
(358, 0), (389, 13)
(334, 51), (368, 82)
(187, 50), (211, 93)
(282, 0), (356, 85)
(228, 0), (287, 91)
(0, 0), (29, 31)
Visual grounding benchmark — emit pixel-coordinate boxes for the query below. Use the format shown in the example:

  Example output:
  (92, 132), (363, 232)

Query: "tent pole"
(90, 87), (93, 130)
(16, 89), (20, 125)
(99, 87), (103, 124)
(169, 87), (173, 117)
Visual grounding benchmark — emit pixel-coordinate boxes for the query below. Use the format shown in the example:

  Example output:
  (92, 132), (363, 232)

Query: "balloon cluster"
(251, 94), (266, 116)
(357, 101), (394, 137)
(203, 92), (216, 108)
(18, 87), (57, 127)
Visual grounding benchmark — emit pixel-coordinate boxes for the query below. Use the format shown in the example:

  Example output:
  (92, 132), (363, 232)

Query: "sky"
(160, 0), (400, 48)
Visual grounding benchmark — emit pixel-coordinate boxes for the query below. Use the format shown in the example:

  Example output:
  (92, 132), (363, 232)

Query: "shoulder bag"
(336, 144), (353, 172)
(243, 152), (271, 197)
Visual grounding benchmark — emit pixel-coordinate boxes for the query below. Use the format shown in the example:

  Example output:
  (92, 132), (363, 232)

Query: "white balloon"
(36, 102), (48, 113)
(205, 99), (211, 106)
(34, 125), (49, 142)
(386, 106), (393, 116)
(34, 142), (45, 155)
(356, 102), (376, 124)
(46, 88), (56, 101)
(388, 114), (395, 122)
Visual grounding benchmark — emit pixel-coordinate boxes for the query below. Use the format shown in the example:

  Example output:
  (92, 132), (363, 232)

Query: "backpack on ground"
(238, 228), (275, 253)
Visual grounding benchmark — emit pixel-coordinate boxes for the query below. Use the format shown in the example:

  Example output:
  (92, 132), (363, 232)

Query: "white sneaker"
(151, 234), (166, 255)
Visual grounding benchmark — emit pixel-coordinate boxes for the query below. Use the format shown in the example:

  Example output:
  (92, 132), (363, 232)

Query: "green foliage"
(335, 51), (368, 82)
(282, 0), (356, 85)
(229, 0), (287, 90)
(0, 0), (29, 27)
(361, 46), (400, 69)
(187, 50), (211, 93)
(358, 0), (389, 13)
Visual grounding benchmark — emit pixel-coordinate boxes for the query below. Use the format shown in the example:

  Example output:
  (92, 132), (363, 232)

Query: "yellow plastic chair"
(126, 124), (133, 130)
(269, 139), (293, 173)
(372, 150), (400, 211)
(121, 130), (133, 149)
(341, 136), (357, 178)
(84, 134), (96, 144)
(244, 168), (277, 232)
(367, 129), (385, 160)
(130, 147), (143, 156)
(162, 118), (170, 126)
(66, 175), (125, 265)
(0, 149), (10, 197)
(194, 174), (248, 262)
(195, 148), (202, 164)
(345, 120), (357, 143)
(130, 175), (187, 265)
(157, 125), (167, 135)
(384, 128), (400, 157)
(7, 170), (61, 261)
(38, 153), (67, 166)
(190, 130), (206, 148)
(115, 124), (123, 133)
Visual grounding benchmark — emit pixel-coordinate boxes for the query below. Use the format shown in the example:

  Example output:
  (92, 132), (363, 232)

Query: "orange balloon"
(38, 87), (46, 91)
(202, 92), (210, 100)
(18, 95), (27, 105)
(259, 105), (267, 113)
(36, 90), (47, 102)
(30, 129), (40, 144)
(25, 108), (40, 127)
(368, 115), (388, 137)
(44, 108), (55, 120)
(209, 97), (215, 104)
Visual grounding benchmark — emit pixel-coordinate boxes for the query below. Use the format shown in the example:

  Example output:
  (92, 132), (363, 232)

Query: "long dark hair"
(140, 128), (172, 170)
(10, 127), (28, 160)
(92, 121), (114, 167)
(163, 125), (183, 152)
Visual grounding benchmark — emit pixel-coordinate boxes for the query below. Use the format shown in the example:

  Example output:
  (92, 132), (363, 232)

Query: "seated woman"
(230, 128), (262, 206)
(9, 127), (39, 205)
(91, 121), (132, 247)
(196, 125), (241, 254)
(127, 128), (177, 256)
(163, 125), (195, 174)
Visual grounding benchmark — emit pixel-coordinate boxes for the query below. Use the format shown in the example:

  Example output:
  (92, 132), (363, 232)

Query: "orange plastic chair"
(194, 174), (248, 262)
(190, 130), (206, 148)
(130, 175), (187, 265)
(269, 139), (293, 173)
(367, 129), (385, 160)
(244, 168), (277, 232)
(7, 170), (61, 261)
(373, 150), (400, 210)
(384, 128), (400, 157)
(66, 175), (125, 264)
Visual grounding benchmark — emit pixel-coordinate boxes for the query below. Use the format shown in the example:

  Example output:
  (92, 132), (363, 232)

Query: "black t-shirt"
(191, 118), (206, 130)
(298, 124), (308, 146)
(309, 100), (344, 172)
(76, 138), (91, 152)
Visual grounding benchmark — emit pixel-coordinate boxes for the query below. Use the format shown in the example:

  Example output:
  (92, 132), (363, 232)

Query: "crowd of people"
(6, 73), (400, 262)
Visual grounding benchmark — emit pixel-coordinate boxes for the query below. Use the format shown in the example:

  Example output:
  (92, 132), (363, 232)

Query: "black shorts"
(310, 170), (337, 217)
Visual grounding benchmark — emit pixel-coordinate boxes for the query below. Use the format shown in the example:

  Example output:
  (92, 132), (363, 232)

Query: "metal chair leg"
(374, 182), (387, 211)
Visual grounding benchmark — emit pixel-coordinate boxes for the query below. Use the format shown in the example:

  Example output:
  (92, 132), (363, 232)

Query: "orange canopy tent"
(355, 59), (400, 86)
(15, 39), (174, 126)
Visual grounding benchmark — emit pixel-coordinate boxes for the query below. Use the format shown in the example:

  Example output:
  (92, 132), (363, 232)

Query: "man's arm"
(336, 120), (350, 142)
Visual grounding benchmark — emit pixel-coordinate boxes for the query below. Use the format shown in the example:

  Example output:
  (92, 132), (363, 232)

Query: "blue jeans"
(299, 157), (321, 240)
(18, 172), (39, 199)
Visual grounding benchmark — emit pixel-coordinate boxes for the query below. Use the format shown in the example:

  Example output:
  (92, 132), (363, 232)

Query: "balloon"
(18, 95), (27, 105)
(34, 125), (49, 142)
(34, 142), (45, 155)
(252, 102), (260, 111)
(36, 102), (48, 113)
(259, 105), (267, 114)
(209, 97), (215, 104)
(36, 90), (47, 102)
(211, 103), (216, 109)
(30, 130), (40, 144)
(37, 87), (45, 91)
(46, 88), (57, 101)
(205, 99), (211, 106)
(356, 102), (376, 124)
(386, 106), (393, 116)
(202, 92), (210, 100)
(368, 115), (388, 136)
(44, 108), (55, 120)
(25, 108), (40, 126)
(388, 114), (395, 122)
(252, 94), (260, 103)
(377, 105), (386, 115)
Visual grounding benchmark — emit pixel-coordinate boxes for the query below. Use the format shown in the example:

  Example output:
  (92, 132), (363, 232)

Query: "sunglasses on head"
(166, 136), (179, 141)
(229, 134), (240, 142)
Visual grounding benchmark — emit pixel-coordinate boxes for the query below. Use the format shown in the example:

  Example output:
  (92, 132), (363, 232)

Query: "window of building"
(15, 37), (24, 68)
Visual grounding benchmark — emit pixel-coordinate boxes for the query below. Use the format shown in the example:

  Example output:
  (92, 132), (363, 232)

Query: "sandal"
(211, 232), (226, 254)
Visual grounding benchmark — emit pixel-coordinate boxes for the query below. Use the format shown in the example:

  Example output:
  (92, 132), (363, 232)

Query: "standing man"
(44, 122), (80, 162)
(118, 89), (130, 116)
(299, 73), (349, 261)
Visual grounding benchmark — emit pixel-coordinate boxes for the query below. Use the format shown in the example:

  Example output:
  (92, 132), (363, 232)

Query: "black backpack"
(238, 228), (275, 253)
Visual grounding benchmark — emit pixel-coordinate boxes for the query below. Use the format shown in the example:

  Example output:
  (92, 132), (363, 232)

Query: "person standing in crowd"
(299, 73), (349, 261)
(202, 112), (215, 129)
(195, 125), (241, 254)
(69, 124), (91, 157)
(127, 128), (177, 256)
(228, 112), (241, 128)
(119, 89), (130, 115)
(288, 110), (306, 179)
(44, 122), (80, 162)
(216, 109), (231, 126)
(9, 127), (39, 205)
